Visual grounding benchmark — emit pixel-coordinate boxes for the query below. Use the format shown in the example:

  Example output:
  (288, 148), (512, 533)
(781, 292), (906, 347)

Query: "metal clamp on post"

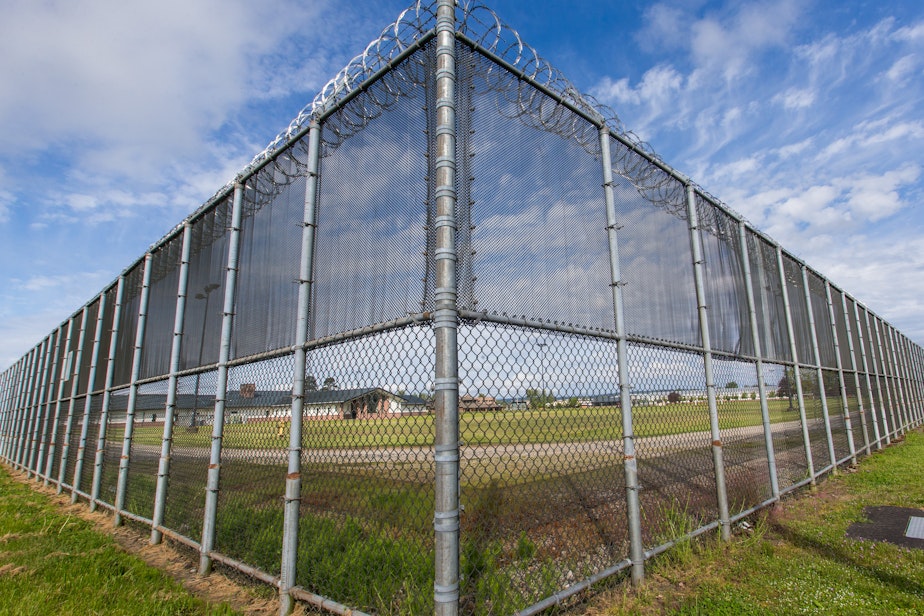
(435, 443), (460, 465)
(433, 376), (458, 392)
(434, 582), (459, 605)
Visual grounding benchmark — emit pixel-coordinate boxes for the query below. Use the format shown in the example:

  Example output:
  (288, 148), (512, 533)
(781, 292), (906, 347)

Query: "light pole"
(191, 283), (220, 428)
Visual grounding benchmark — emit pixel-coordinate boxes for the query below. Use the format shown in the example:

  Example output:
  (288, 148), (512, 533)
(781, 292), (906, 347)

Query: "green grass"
(129, 397), (820, 451)
(593, 428), (924, 615)
(0, 467), (236, 616)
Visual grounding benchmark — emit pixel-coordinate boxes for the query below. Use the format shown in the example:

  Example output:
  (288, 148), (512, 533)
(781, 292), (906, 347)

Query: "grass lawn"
(0, 467), (237, 615)
(586, 427), (924, 615)
(128, 396), (830, 451)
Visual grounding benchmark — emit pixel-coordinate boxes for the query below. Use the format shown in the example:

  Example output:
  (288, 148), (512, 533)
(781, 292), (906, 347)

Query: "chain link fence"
(2, 2), (924, 614)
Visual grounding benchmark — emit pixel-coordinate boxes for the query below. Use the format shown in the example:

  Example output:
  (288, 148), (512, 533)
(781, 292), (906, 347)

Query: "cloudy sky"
(1, 0), (922, 370)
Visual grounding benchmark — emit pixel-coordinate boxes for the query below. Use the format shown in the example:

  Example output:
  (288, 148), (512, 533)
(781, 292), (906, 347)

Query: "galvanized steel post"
(600, 129), (645, 582)
(13, 347), (38, 470)
(840, 293), (870, 455)
(91, 278), (125, 512)
(900, 337), (915, 426)
(279, 121), (321, 616)
(800, 266), (837, 470)
(886, 327), (910, 431)
(0, 367), (9, 458)
(916, 344), (923, 424)
(151, 224), (192, 545)
(6, 358), (26, 463)
(869, 315), (896, 440)
(738, 222), (779, 498)
(686, 185), (731, 540)
(44, 320), (75, 486)
(0, 367), (11, 458)
(853, 302), (883, 449)
(114, 255), (153, 525)
(36, 329), (63, 481)
(73, 293), (106, 501)
(776, 248), (815, 483)
(877, 320), (902, 435)
(915, 343), (924, 424)
(432, 2), (461, 612)
(25, 339), (51, 477)
(57, 307), (90, 493)
(199, 182), (244, 575)
(824, 282), (855, 464)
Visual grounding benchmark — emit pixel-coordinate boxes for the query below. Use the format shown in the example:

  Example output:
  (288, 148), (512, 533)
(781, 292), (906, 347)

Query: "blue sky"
(1, 0), (923, 370)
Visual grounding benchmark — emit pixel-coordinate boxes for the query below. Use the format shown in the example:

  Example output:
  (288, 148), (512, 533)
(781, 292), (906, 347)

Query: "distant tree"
(306, 375), (318, 391)
(323, 377), (337, 391)
(777, 375), (791, 398)
(566, 396), (580, 408)
(526, 388), (555, 409)
(667, 391), (682, 404)
(725, 381), (739, 389)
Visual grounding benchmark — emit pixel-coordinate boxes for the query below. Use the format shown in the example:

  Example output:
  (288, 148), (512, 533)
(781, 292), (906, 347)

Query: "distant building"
(459, 394), (503, 412)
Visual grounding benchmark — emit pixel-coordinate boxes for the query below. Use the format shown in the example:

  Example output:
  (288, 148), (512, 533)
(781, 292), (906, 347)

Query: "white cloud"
(885, 54), (918, 83)
(774, 87), (816, 110)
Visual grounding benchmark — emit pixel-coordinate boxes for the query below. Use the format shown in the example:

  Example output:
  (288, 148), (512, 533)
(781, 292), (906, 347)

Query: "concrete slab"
(846, 506), (924, 549)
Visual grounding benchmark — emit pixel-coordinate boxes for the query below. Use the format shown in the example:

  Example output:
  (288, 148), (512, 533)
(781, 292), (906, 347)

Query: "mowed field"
(128, 396), (846, 450)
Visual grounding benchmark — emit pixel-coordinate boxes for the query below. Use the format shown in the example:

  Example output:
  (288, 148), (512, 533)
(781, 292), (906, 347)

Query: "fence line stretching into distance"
(2, 2), (923, 615)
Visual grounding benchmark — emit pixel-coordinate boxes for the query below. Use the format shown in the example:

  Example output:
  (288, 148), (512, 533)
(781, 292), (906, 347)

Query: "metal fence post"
(12, 355), (32, 467)
(865, 310), (890, 444)
(433, 2), (461, 612)
(199, 182), (244, 575)
(27, 342), (51, 475)
(36, 329), (63, 481)
(91, 278), (125, 512)
(801, 267), (837, 470)
(878, 320), (902, 436)
(686, 186), (731, 540)
(902, 338), (917, 426)
(910, 339), (924, 425)
(13, 347), (37, 471)
(906, 339), (916, 425)
(824, 282), (855, 464)
(5, 359), (24, 462)
(0, 367), (9, 459)
(26, 338), (52, 478)
(151, 224), (192, 545)
(738, 222), (779, 498)
(915, 343), (924, 425)
(869, 314), (896, 440)
(279, 121), (322, 616)
(840, 293), (870, 455)
(600, 129), (645, 582)
(0, 367), (11, 460)
(44, 321), (75, 486)
(886, 327), (910, 431)
(114, 255), (153, 525)
(853, 302), (883, 449)
(73, 294), (107, 502)
(57, 307), (90, 493)
(775, 249), (815, 484)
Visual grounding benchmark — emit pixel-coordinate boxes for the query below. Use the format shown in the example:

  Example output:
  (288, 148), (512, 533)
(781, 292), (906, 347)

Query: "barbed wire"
(195, 0), (748, 240)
